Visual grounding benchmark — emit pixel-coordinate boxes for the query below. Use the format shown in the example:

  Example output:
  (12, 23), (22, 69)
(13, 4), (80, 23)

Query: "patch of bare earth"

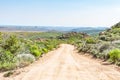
(0, 44), (120, 80)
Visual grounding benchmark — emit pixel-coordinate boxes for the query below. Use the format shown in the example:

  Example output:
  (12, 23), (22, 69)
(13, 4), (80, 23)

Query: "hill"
(71, 27), (106, 35)
(99, 22), (120, 41)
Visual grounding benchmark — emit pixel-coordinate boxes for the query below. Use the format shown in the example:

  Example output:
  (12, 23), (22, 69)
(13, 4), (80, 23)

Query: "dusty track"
(1, 44), (120, 80)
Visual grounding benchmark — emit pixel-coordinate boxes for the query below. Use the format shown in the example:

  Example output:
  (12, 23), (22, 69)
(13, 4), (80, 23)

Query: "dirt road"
(1, 44), (120, 80)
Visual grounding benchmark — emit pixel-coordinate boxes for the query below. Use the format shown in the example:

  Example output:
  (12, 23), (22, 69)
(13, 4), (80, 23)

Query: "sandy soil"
(0, 44), (120, 80)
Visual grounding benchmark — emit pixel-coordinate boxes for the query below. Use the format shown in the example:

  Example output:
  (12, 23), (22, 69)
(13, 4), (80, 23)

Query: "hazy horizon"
(0, 0), (120, 27)
(0, 25), (108, 28)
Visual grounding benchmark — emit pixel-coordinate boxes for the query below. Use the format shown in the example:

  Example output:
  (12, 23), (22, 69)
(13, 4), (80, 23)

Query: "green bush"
(0, 32), (2, 43)
(30, 45), (42, 57)
(0, 62), (16, 71)
(2, 35), (21, 54)
(42, 48), (48, 53)
(0, 51), (15, 63)
(109, 49), (120, 63)
(85, 37), (96, 44)
(32, 50), (41, 57)
(46, 44), (54, 50)
(0, 32), (63, 71)
(0, 51), (16, 71)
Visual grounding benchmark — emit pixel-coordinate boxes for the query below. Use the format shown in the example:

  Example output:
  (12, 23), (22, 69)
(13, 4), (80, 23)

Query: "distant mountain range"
(70, 27), (107, 35)
(0, 26), (107, 34)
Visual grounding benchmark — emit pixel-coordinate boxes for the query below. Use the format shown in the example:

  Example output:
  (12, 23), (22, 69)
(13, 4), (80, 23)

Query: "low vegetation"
(0, 32), (62, 71)
(109, 49), (120, 64)
(72, 22), (120, 66)
(0, 22), (120, 72)
(56, 22), (120, 66)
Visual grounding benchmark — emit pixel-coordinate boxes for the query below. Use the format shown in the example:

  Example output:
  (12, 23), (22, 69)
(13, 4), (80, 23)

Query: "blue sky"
(0, 0), (120, 27)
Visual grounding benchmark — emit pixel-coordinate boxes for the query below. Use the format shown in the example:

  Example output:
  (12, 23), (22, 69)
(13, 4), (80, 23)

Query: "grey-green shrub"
(99, 43), (110, 52)
(16, 53), (35, 67)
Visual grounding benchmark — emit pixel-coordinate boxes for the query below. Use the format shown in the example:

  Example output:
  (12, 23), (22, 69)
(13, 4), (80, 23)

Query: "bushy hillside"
(0, 22), (120, 72)
(99, 22), (120, 41)
(75, 22), (120, 66)
(112, 22), (120, 28)
(0, 32), (62, 71)
(71, 27), (106, 35)
(56, 22), (120, 66)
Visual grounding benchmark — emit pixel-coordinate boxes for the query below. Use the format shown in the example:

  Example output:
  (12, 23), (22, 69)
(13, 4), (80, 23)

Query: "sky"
(0, 0), (120, 27)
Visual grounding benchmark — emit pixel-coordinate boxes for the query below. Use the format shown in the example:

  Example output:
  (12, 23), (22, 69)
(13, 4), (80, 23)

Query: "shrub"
(30, 45), (42, 57)
(2, 35), (21, 54)
(101, 49), (110, 60)
(99, 43), (110, 52)
(46, 45), (54, 50)
(31, 50), (41, 57)
(90, 49), (99, 58)
(0, 62), (16, 71)
(0, 51), (16, 71)
(0, 51), (15, 63)
(30, 44), (38, 50)
(99, 35), (106, 41)
(0, 32), (2, 43)
(109, 49), (120, 63)
(16, 53), (35, 67)
(42, 48), (48, 53)
(85, 37), (96, 44)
